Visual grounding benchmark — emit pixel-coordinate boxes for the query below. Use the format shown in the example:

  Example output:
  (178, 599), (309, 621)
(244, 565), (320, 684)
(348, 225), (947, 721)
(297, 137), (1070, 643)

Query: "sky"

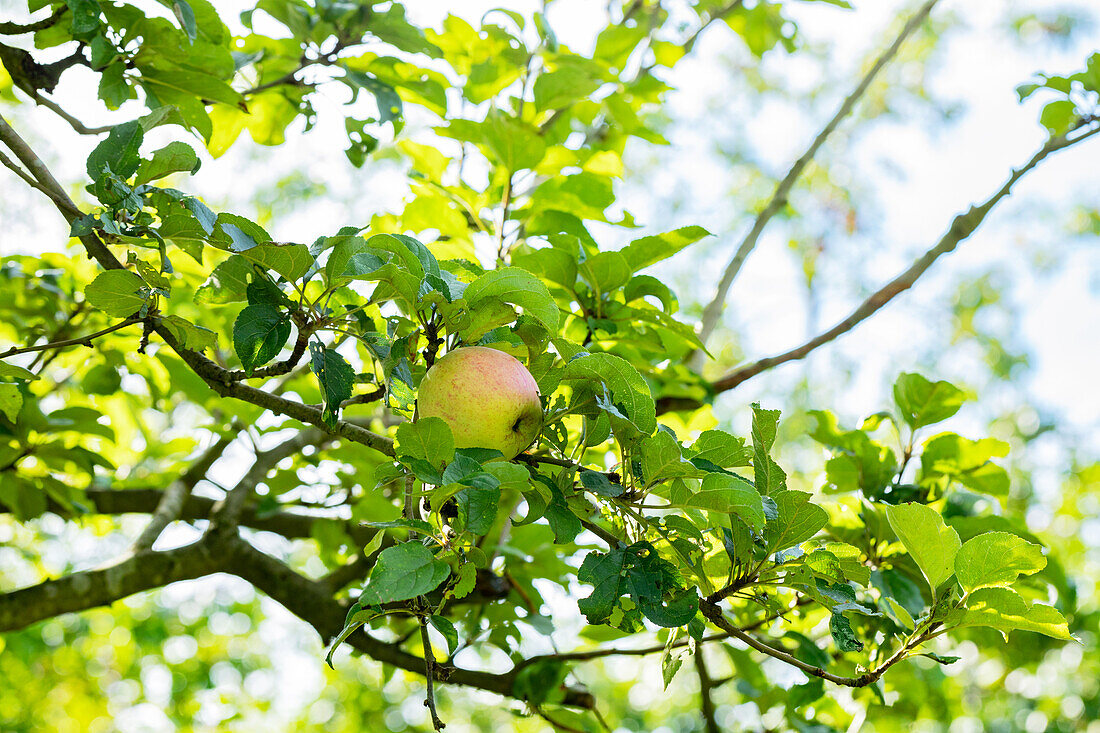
(1, 0), (1099, 730)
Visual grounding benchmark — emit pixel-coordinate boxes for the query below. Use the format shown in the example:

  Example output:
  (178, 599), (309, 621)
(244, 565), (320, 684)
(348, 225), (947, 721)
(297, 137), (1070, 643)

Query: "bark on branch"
(0, 542), (220, 632)
(694, 0), (941, 357)
(132, 430), (239, 551)
(0, 113), (395, 458)
(708, 122), (1100, 395)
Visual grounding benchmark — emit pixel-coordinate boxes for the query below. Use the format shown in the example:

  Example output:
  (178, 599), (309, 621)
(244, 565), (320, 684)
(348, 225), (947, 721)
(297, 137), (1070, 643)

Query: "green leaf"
(171, 0), (197, 42)
(578, 468), (622, 497)
(441, 111), (546, 171)
(134, 141), (200, 185)
(0, 384), (22, 422)
(232, 303), (290, 373)
(1039, 99), (1077, 134)
(954, 532), (1046, 594)
(661, 633), (686, 690)
(688, 430), (752, 469)
(462, 267), (559, 339)
(241, 242), (312, 281)
(809, 410), (899, 496)
(830, 612), (862, 652)
(947, 587), (1073, 641)
(429, 615), (459, 657)
(343, 70), (403, 126)
(86, 120), (143, 180)
(0, 361), (39, 382)
(619, 226), (711, 272)
(159, 314), (217, 351)
(885, 502), (961, 592)
(324, 606), (370, 667)
(195, 255), (253, 304)
(512, 659), (568, 706)
(449, 563), (477, 600)
(324, 236), (386, 286)
(357, 542), (451, 606)
(751, 403), (786, 495)
(210, 212), (269, 251)
(884, 597), (915, 630)
(141, 68), (243, 108)
(455, 485), (500, 535)
(543, 481), (582, 544)
(532, 65), (603, 110)
(310, 343), (355, 424)
(893, 373), (966, 429)
(639, 430), (698, 485)
(578, 250), (631, 295)
(577, 541), (693, 630)
(919, 432), (1010, 497)
(685, 474), (765, 532)
(84, 270), (149, 317)
(764, 490), (828, 553)
(563, 352), (656, 436)
(396, 417), (455, 469)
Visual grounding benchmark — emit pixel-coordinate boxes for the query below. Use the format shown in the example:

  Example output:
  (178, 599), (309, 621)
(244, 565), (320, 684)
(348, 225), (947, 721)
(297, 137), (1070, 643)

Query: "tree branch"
(0, 114), (397, 458)
(206, 427), (332, 536)
(694, 0), (941, 357)
(693, 647), (720, 733)
(0, 316), (141, 359)
(0, 146), (80, 214)
(224, 537), (597, 708)
(35, 94), (114, 135)
(0, 541), (220, 632)
(131, 430), (238, 551)
(700, 599), (933, 687)
(709, 122), (1100, 394)
(0, 7), (67, 35)
(0, 531), (592, 707)
(419, 615), (446, 730)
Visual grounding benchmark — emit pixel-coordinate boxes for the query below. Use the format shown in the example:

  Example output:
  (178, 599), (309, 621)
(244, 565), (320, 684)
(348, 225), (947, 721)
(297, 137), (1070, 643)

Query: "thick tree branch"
(0, 146), (80, 214)
(132, 430), (238, 551)
(0, 532), (590, 707)
(224, 538), (597, 708)
(694, 0), (941, 356)
(709, 122), (1100, 394)
(0, 486), (379, 545)
(0, 541), (220, 632)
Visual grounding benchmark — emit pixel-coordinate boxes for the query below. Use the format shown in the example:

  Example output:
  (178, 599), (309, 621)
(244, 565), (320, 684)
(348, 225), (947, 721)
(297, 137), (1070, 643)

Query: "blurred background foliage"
(1, 0), (1099, 731)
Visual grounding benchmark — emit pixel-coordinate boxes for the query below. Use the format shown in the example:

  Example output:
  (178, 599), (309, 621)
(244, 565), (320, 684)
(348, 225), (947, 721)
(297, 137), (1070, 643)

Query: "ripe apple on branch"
(416, 346), (543, 460)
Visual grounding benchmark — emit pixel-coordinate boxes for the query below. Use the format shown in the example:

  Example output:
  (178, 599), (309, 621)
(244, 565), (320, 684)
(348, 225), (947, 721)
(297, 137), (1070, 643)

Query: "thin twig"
(536, 707), (585, 733)
(709, 122), (1100, 394)
(693, 647), (720, 733)
(35, 94), (113, 135)
(0, 317), (140, 359)
(694, 0), (941, 358)
(700, 600), (934, 687)
(420, 616), (446, 730)
(681, 0), (745, 57)
(0, 8), (66, 35)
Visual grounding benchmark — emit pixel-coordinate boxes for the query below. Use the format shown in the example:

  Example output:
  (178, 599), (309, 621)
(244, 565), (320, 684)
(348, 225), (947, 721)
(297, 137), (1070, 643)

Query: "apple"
(416, 346), (543, 460)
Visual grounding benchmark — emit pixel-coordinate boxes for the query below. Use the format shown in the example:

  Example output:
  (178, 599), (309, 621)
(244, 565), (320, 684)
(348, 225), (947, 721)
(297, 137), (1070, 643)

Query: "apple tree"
(1, 0), (1097, 730)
